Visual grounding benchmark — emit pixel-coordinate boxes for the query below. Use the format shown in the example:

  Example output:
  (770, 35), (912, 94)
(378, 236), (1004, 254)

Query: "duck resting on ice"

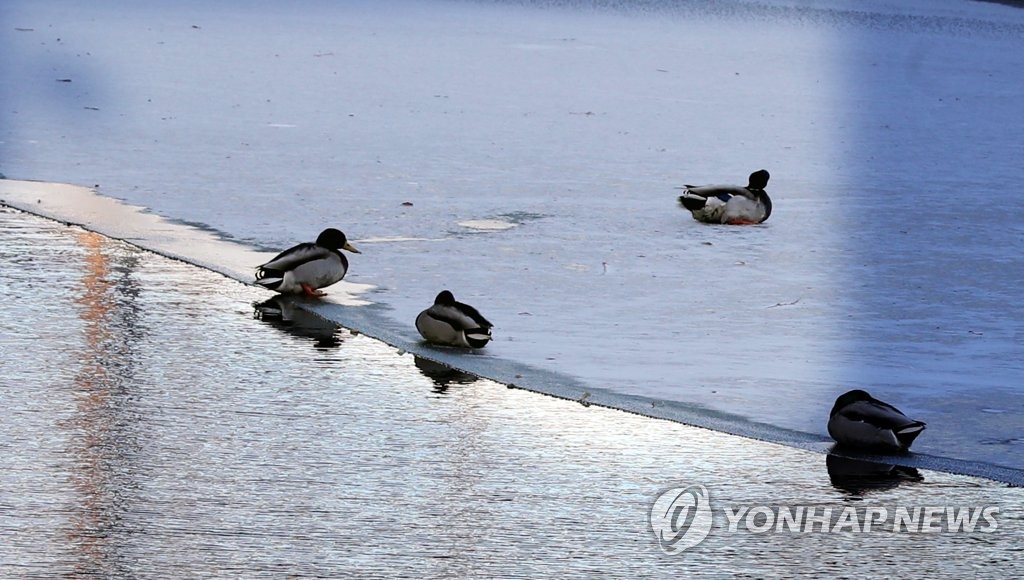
(827, 389), (926, 453)
(677, 169), (772, 224)
(415, 290), (493, 349)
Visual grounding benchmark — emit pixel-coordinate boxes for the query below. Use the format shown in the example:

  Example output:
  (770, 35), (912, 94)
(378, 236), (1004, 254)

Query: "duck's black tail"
(255, 267), (284, 290)
(896, 421), (927, 449)
(464, 328), (492, 349)
(678, 192), (707, 211)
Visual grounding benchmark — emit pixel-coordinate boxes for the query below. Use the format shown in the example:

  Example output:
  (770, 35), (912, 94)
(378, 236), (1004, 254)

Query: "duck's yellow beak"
(343, 242), (361, 253)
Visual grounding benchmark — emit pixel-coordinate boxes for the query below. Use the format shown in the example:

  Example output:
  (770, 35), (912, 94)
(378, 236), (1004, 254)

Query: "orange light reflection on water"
(59, 229), (125, 575)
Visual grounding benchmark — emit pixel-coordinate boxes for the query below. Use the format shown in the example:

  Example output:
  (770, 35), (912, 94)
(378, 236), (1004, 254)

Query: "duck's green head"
(830, 389), (872, 417)
(317, 228), (361, 254)
(748, 169), (770, 190)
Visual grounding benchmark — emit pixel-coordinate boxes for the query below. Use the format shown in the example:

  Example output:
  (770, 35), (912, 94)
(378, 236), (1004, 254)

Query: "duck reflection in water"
(826, 450), (923, 495)
(414, 356), (480, 393)
(254, 295), (342, 349)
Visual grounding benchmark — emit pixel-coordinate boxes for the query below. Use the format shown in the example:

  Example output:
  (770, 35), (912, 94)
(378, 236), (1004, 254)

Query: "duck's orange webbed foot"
(301, 284), (326, 298)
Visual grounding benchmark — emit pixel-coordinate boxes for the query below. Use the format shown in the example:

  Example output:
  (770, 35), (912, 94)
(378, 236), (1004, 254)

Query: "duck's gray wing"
(682, 184), (749, 198)
(257, 242), (332, 272)
(426, 304), (490, 331)
(839, 400), (922, 431)
(454, 301), (492, 329)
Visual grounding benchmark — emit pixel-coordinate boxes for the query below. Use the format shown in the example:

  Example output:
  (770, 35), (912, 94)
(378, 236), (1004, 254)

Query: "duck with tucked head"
(415, 290), (493, 349)
(255, 228), (360, 298)
(827, 389), (926, 453)
(677, 169), (772, 224)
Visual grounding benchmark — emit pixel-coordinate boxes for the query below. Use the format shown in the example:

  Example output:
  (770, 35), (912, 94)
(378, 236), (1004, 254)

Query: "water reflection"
(254, 295), (343, 349)
(413, 356), (480, 392)
(64, 229), (144, 576)
(5, 210), (1022, 576)
(826, 451), (923, 495)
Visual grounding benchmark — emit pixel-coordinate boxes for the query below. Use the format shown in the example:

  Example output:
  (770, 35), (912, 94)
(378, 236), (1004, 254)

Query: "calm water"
(2, 207), (1023, 576)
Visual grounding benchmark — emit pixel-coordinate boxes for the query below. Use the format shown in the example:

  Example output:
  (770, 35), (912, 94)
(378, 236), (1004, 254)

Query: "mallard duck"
(415, 290), (493, 348)
(827, 389), (926, 452)
(677, 169), (772, 224)
(255, 228), (360, 297)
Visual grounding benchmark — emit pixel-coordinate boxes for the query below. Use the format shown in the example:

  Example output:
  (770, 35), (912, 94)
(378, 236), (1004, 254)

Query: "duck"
(677, 169), (772, 224)
(415, 290), (493, 348)
(255, 228), (360, 297)
(827, 389), (926, 452)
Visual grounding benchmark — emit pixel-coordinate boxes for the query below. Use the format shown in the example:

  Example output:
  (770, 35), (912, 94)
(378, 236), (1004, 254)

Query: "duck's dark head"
(316, 228), (361, 253)
(435, 290), (457, 305)
(830, 389), (873, 417)
(747, 169), (770, 190)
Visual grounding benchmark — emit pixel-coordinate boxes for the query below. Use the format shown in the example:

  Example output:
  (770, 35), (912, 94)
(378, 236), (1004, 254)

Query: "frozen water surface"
(1, 207), (1022, 576)
(2, 0), (1023, 475)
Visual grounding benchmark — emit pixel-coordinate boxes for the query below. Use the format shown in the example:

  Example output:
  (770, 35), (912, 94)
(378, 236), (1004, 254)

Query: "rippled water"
(2, 207), (1022, 576)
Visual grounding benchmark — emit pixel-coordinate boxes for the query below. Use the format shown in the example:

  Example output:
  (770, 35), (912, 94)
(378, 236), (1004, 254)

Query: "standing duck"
(677, 169), (772, 224)
(827, 389), (926, 452)
(415, 290), (493, 348)
(255, 228), (360, 297)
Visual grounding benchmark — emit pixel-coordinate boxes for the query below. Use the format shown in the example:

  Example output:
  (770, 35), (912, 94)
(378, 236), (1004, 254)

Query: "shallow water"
(2, 207), (1022, 576)
(1, 0), (1023, 474)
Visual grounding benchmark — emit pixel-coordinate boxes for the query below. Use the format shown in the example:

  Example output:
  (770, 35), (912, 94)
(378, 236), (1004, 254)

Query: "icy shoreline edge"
(3, 178), (1021, 486)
